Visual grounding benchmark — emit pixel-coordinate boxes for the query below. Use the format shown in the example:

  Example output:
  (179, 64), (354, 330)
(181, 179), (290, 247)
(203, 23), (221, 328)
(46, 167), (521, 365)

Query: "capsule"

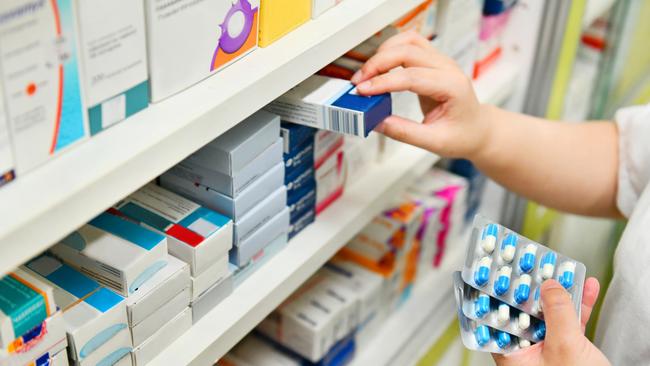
(534, 322), (546, 341)
(540, 252), (557, 280)
(533, 286), (542, 313)
(475, 325), (490, 347)
(519, 244), (537, 273)
(481, 223), (498, 253)
(474, 257), (492, 287)
(558, 261), (576, 289)
(514, 274), (532, 304)
(475, 293), (490, 318)
(519, 339), (531, 348)
(496, 331), (511, 349)
(493, 266), (512, 296)
(497, 303), (510, 325)
(518, 312), (530, 330)
(500, 233), (518, 263)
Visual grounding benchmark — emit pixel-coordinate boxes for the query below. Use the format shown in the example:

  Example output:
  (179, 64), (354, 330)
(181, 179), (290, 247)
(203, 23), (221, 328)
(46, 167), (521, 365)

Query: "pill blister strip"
(455, 286), (533, 354)
(460, 215), (586, 318)
(454, 272), (545, 342)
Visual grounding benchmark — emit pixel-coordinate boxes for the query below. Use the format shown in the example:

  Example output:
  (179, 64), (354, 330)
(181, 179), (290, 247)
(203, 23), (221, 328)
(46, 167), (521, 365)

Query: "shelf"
(148, 144), (437, 366)
(0, 0), (424, 274)
(349, 230), (468, 366)
(474, 60), (521, 107)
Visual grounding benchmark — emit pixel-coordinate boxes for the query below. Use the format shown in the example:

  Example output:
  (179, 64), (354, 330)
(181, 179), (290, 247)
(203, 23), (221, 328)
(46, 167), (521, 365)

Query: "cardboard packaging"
(314, 131), (343, 169)
(145, 0), (260, 101)
(315, 148), (345, 215)
(285, 139), (314, 180)
(161, 162), (285, 221)
(130, 307), (191, 366)
(0, 87), (14, 187)
(265, 75), (391, 137)
(288, 183), (316, 222)
(0, 269), (57, 347)
(258, 0), (310, 47)
(234, 185), (287, 245)
(75, 0), (149, 135)
(51, 350), (70, 366)
(191, 254), (230, 302)
(130, 287), (189, 346)
(230, 207), (290, 266)
(74, 325), (131, 366)
(286, 166), (314, 199)
(50, 212), (168, 296)
(231, 233), (288, 287)
(191, 273), (234, 323)
(312, 0), (343, 18)
(288, 207), (315, 240)
(0, 0), (87, 175)
(436, 0), (482, 76)
(0, 311), (66, 366)
(280, 123), (316, 155)
(23, 255), (130, 363)
(166, 138), (282, 198)
(113, 184), (232, 277)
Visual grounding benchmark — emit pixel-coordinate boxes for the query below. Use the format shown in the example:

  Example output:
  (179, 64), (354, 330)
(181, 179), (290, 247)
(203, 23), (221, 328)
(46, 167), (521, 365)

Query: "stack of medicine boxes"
(22, 254), (132, 366)
(314, 131), (346, 215)
(110, 183), (233, 360)
(280, 123), (316, 239)
(0, 269), (66, 365)
(160, 110), (289, 282)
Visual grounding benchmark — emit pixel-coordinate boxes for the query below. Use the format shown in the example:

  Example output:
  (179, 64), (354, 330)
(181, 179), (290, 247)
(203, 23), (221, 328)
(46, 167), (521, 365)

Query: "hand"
(492, 278), (610, 366)
(351, 30), (489, 159)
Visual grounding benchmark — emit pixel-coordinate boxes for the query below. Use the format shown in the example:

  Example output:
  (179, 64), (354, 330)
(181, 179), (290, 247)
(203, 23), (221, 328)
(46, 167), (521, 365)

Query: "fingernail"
(357, 80), (372, 91)
(351, 70), (363, 84)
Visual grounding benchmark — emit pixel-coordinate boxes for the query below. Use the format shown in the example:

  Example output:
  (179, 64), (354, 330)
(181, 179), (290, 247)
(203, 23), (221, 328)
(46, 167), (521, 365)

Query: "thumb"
(540, 279), (581, 350)
(375, 115), (436, 152)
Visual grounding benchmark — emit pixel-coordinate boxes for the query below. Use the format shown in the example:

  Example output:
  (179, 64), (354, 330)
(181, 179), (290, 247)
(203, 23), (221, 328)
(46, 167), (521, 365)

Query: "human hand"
(492, 278), (610, 366)
(352, 30), (490, 159)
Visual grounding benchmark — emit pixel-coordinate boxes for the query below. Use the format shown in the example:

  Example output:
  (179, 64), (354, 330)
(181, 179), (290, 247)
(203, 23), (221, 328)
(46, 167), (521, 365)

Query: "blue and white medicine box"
(284, 139), (314, 180)
(288, 183), (316, 222)
(280, 122), (316, 155)
(230, 207), (290, 266)
(23, 255), (130, 363)
(113, 183), (232, 277)
(289, 207), (315, 240)
(286, 166), (315, 199)
(265, 75), (391, 137)
(50, 212), (168, 297)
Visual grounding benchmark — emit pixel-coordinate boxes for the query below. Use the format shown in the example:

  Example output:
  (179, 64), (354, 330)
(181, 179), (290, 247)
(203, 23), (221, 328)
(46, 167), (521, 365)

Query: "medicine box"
(0, 269), (57, 347)
(51, 349), (70, 366)
(314, 131), (344, 169)
(287, 166), (315, 199)
(231, 207), (290, 266)
(265, 75), (391, 137)
(0, 0), (88, 175)
(131, 307), (191, 366)
(75, 0), (148, 135)
(288, 183), (316, 222)
(161, 162), (285, 221)
(280, 122), (316, 155)
(288, 207), (315, 240)
(191, 272), (234, 323)
(285, 139), (314, 179)
(191, 255), (230, 301)
(316, 148), (345, 215)
(124, 255), (190, 327)
(145, 0), (260, 101)
(312, 0), (343, 18)
(1, 311), (66, 366)
(234, 185), (287, 245)
(167, 138), (282, 198)
(436, 0), (482, 76)
(50, 212), (168, 297)
(258, 0), (311, 47)
(184, 110), (280, 175)
(0, 87), (15, 187)
(75, 324), (131, 366)
(130, 286), (189, 347)
(113, 184), (232, 277)
(231, 232), (288, 287)
(23, 255), (129, 362)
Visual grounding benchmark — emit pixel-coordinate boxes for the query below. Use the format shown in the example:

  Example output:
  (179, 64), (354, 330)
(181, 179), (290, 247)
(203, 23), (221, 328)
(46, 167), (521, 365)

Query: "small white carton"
(130, 307), (191, 366)
(114, 184), (232, 277)
(130, 287), (189, 347)
(74, 325), (131, 366)
(191, 272), (234, 323)
(191, 255), (230, 302)
(230, 207), (289, 266)
(0, 311), (66, 366)
(50, 212), (168, 297)
(234, 185), (287, 245)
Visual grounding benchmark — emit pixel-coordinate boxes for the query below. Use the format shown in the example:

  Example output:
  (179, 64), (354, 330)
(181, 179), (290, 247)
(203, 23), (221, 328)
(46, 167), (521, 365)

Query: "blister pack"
(461, 216), (586, 318)
(453, 272), (545, 342)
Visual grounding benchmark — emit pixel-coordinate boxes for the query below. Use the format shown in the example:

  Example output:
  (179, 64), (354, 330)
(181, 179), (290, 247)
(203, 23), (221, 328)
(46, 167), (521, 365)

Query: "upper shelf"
(0, 0), (424, 274)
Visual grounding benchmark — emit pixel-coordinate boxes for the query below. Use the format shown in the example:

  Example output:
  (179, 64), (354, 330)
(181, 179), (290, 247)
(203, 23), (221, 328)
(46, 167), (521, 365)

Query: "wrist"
(467, 103), (499, 164)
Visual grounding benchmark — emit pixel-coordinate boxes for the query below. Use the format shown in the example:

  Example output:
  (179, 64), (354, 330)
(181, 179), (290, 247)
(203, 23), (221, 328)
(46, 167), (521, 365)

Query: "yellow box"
(259, 0), (311, 47)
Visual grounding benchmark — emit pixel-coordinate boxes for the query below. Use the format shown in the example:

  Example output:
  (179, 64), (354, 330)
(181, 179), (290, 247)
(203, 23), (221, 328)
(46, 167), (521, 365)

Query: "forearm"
(472, 105), (620, 218)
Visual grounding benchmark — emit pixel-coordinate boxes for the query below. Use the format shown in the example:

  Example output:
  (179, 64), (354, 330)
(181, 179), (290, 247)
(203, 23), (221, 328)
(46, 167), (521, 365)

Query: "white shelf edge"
(0, 0), (424, 274)
(147, 144), (437, 366)
(474, 60), (521, 107)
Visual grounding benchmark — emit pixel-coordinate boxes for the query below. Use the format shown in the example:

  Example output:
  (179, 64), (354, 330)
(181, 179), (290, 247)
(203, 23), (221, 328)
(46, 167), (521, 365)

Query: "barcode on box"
(327, 107), (362, 136)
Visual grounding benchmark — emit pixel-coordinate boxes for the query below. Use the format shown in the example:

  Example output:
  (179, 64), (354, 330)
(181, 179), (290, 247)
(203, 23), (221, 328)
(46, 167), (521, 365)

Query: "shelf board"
(0, 0), (424, 274)
(474, 59), (521, 106)
(148, 144), (437, 366)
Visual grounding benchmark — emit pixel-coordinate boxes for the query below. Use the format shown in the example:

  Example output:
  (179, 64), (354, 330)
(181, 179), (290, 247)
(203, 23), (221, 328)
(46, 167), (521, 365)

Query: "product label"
(128, 184), (200, 223)
(0, 275), (47, 337)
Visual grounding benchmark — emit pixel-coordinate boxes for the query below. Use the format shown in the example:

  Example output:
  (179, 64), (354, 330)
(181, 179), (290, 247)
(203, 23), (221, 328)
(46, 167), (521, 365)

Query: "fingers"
(540, 280), (581, 350)
(351, 44), (435, 84)
(374, 115), (436, 151)
(580, 277), (600, 333)
(356, 67), (453, 101)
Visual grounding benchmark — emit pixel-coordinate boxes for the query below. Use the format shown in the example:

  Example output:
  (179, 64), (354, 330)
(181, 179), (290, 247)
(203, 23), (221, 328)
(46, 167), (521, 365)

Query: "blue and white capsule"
(475, 293), (490, 318)
(540, 252), (557, 280)
(534, 321), (546, 341)
(497, 303), (510, 325)
(558, 261), (576, 289)
(518, 312), (530, 330)
(514, 274), (532, 304)
(519, 339), (531, 348)
(475, 325), (490, 347)
(533, 286), (542, 313)
(474, 256), (492, 287)
(496, 331), (511, 349)
(518, 244), (537, 273)
(493, 266), (512, 296)
(500, 233), (518, 263)
(481, 223), (499, 253)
